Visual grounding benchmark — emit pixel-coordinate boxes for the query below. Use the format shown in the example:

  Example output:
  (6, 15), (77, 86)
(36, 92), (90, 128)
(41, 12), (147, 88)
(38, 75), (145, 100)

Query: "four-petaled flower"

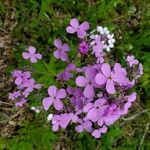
(126, 55), (139, 67)
(53, 39), (70, 62)
(95, 63), (129, 94)
(43, 86), (66, 111)
(66, 18), (90, 39)
(22, 46), (42, 63)
(76, 67), (97, 98)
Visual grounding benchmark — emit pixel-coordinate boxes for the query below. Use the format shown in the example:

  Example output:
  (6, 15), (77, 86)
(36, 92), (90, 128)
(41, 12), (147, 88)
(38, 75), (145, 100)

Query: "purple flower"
(100, 103), (121, 126)
(15, 98), (27, 107)
(75, 120), (92, 133)
(43, 86), (66, 111)
(79, 41), (89, 54)
(52, 114), (71, 131)
(53, 39), (70, 62)
(126, 55), (139, 67)
(92, 36), (104, 55)
(57, 63), (75, 81)
(122, 92), (137, 115)
(22, 46), (42, 63)
(92, 126), (107, 138)
(12, 70), (31, 86)
(83, 98), (108, 122)
(76, 67), (97, 98)
(66, 18), (90, 39)
(8, 91), (21, 100)
(22, 78), (41, 92)
(95, 63), (129, 94)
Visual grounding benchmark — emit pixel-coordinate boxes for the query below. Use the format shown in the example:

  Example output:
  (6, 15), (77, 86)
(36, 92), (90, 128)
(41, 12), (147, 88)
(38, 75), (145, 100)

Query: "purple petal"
(62, 43), (70, 52)
(83, 103), (94, 112)
(54, 39), (62, 49)
(42, 97), (53, 110)
(66, 26), (77, 33)
(30, 56), (37, 63)
(75, 125), (84, 133)
(92, 130), (101, 138)
(48, 86), (57, 96)
(70, 18), (79, 29)
(86, 108), (99, 122)
(84, 84), (95, 98)
(23, 71), (31, 78)
(99, 126), (107, 133)
(95, 73), (107, 85)
(128, 92), (136, 102)
(22, 52), (30, 59)
(85, 67), (96, 81)
(52, 124), (59, 132)
(54, 50), (61, 59)
(101, 63), (111, 78)
(77, 29), (86, 39)
(61, 51), (68, 62)
(35, 53), (42, 59)
(56, 89), (66, 99)
(28, 46), (36, 54)
(79, 21), (90, 30)
(76, 76), (88, 87)
(54, 99), (63, 110)
(15, 77), (22, 85)
(106, 79), (115, 94)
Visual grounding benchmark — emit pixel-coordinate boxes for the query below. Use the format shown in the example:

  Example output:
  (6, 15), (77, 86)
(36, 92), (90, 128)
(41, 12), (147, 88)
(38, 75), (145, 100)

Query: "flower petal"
(101, 63), (111, 78)
(42, 97), (53, 110)
(106, 79), (115, 94)
(76, 76), (88, 87)
(15, 77), (22, 85)
(54, 99), (63, 110)
(84, 84), (95, 98)
(66, 26), (77, 33)
(54, 39), (62, 49)
(56, 89), (66, 99)
(30, 56), (37, 63)
(79, 21), (90, 30)
(22, 52), (30, 59)
(61, 51), (68, 62)
(77, 29), (86, 39)
(95, 73), (107, 85)
(28, 46), (36, 54)
(62, 43), (70, 52)
(70, 18), (79, 29)
(54, 50), (61, 59)
(48, 86), (57, 96)
(35, 53), (42, 59)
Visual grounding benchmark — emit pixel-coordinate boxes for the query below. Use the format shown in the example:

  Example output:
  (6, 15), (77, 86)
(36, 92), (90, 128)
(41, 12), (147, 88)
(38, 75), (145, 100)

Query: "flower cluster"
(41, 18), (143, 138)
(10, 18), (143, 139)
(9, 69), (41, 107)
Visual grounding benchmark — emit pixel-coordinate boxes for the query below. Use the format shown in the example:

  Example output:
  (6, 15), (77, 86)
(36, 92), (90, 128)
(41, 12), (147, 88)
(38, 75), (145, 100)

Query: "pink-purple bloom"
(43, 86), (66, 111)
(126, 55), (139, 67)
(79, 41), (89, 54)
(53, 39), (70, 62)
(95, 63), (129, 94)
(76, 67), (97, 98)
(66, 18), (90, 39)
(22, 46), (42, 63)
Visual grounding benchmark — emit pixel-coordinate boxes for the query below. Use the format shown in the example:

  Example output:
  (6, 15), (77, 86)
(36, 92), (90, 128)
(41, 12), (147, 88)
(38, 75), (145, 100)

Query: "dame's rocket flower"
(22, 46), (42, 63)
(66, 18), (90, 39)
(53, 39), (70, 62)
(43, 86), (66, 111)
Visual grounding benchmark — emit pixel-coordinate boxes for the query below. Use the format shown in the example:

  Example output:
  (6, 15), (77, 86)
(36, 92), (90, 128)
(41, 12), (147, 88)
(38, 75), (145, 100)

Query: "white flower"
(31, 107), (36, 110)
(47, 114), (53, 121)
(35, 109), (40, 113)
